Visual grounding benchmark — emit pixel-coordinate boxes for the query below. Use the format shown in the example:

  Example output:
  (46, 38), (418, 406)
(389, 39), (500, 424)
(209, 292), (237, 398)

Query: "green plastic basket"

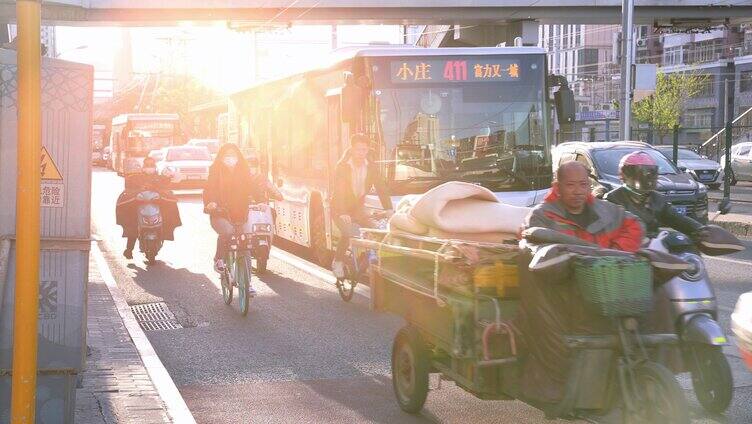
(573, 256), (653, 317)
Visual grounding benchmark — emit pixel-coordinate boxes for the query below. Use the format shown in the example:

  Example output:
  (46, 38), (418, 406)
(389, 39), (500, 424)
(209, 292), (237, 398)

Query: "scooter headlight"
(678, 252), (705, 281)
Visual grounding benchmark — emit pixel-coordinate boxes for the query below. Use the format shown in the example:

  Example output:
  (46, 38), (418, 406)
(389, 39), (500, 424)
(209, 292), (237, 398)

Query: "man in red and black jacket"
(516, 160), (644, 409)
(526, 161), (643, 252)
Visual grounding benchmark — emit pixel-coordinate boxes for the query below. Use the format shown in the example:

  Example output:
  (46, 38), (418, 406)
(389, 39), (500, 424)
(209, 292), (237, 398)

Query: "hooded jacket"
(525, 186), (644, 252)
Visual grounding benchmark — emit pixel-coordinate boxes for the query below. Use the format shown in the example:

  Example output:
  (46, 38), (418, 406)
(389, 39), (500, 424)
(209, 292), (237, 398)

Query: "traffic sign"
(40, 146), (63, 180)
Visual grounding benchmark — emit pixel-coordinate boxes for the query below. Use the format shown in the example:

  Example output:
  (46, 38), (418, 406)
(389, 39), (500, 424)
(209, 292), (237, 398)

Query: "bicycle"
(210, 207), (256, 316)
(335, 210), (390, 302)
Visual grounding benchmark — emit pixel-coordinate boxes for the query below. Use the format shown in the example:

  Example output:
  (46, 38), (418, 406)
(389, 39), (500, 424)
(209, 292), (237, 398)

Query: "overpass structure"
(1, 0), (752, 26)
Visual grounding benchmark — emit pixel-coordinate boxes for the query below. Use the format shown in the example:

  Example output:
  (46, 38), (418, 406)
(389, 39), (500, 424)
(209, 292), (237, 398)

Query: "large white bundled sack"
(388, 181), (531, 239)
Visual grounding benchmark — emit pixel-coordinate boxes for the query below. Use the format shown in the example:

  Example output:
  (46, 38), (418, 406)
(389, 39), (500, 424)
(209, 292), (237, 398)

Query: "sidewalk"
(714, 212), (752, 238)
(75, 249), (178, 423)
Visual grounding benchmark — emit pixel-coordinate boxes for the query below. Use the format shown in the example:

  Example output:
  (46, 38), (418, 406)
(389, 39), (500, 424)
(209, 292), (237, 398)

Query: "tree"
(146, 75), (219, 137)
(632, 72), (709, 140)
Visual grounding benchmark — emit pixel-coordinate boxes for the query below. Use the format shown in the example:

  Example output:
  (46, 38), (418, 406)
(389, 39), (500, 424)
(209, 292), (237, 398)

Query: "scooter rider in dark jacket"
(604, 151), (705, 239)
(116, 156), (181, 259)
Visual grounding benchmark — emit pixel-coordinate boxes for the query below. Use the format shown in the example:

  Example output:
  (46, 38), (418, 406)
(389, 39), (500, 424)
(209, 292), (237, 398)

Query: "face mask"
(143, 167), (156, 175)
(223, 156), (238, 167)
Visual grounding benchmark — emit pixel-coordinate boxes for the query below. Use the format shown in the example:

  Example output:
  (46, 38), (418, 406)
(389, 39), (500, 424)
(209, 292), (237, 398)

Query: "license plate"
(258, 239), (268, 245)
(674, 206), (688, 215)
(187, 175), (203, 180)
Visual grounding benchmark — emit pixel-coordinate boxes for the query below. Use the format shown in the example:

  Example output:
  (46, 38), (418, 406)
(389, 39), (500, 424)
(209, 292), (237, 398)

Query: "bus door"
(326, 91), (346, 249)
(326, 92), (346, 191)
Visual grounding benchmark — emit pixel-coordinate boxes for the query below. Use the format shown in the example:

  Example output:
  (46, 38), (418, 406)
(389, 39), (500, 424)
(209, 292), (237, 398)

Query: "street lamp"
(54, 44), (88, 58)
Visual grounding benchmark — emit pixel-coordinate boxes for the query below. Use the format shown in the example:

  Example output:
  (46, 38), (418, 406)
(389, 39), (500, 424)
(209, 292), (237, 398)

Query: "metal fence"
(557, 125), (752, 162)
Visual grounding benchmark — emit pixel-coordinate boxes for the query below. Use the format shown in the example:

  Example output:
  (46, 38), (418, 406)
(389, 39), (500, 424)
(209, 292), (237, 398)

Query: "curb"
(715, 220), (752, 238)
(91, 242), (196, 424)
(270, 247), (371, 300)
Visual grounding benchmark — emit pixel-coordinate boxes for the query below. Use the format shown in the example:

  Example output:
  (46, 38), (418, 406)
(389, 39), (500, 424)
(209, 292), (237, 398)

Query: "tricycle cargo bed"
(356, 229), (521, 301)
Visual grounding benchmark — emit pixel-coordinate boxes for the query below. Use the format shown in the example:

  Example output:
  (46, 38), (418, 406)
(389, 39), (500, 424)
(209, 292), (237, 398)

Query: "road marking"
(705, 255), (752, 267)
(270, 247), (371, 300)
(92, 242), (196, 424)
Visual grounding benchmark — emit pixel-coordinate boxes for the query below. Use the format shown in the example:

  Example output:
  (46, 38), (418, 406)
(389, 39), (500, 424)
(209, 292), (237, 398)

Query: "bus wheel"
(310, 203), (333, 267)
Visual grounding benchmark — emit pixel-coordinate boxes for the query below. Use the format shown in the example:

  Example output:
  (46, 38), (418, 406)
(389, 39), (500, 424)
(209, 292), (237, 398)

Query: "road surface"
(91, 169), (752, 423)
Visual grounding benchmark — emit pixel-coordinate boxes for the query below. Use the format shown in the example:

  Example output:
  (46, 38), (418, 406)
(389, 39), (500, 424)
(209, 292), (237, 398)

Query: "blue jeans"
(211, 216), (252, 261)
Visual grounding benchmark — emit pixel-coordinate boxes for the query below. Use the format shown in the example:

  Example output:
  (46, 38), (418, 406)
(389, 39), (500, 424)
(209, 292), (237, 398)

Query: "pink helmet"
(619, 151), (659, 193)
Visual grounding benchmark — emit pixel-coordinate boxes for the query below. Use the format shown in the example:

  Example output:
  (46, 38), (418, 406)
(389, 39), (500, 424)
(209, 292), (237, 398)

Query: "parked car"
(155, 146), (212, 189)
(656, 146), (724, 190)
(732, 292), (752, 372)
(187, 138), (220, 159)
(721, 141), (752, 185)
(553, 141), (708, 222)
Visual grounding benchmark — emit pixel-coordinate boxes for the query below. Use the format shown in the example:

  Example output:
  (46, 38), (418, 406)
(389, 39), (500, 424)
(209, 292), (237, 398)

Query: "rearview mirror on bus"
(554, 86), (576, 125)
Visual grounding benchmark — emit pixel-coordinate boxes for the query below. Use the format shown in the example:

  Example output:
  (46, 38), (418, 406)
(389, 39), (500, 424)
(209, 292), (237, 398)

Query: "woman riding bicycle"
(203, 144), (254, 273)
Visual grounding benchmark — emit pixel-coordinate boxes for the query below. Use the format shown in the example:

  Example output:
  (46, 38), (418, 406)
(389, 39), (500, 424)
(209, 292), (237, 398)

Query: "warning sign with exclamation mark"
(40, 146), (64, 208)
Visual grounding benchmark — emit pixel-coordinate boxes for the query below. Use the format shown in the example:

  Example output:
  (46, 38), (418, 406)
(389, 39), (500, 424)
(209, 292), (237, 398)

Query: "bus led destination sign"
(391, 59), (521, 83)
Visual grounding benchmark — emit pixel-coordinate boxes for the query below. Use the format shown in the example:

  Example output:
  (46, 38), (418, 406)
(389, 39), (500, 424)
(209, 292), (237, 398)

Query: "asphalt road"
(91, 169), (752, 424)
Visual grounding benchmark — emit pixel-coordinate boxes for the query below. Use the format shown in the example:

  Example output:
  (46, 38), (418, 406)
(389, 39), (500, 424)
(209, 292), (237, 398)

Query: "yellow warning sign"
(41, 147), (63, 181)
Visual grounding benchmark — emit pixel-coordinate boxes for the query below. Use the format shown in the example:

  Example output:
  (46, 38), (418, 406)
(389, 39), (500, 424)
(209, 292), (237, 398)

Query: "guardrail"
(698, 106), (752, 160)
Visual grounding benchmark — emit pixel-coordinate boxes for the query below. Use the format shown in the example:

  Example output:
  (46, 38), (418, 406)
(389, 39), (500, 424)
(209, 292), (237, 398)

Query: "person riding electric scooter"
(604, 151), (737, 414)
(116, 157), (181, 261)
(603, 151), (704, 239)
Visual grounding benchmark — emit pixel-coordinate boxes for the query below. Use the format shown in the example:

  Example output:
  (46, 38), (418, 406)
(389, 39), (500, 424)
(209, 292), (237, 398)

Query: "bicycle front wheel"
(237, 254), (252, 316)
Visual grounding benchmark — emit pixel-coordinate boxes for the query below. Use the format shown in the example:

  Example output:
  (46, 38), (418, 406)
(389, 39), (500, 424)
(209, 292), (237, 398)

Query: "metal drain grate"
(130, 302), (183, 331)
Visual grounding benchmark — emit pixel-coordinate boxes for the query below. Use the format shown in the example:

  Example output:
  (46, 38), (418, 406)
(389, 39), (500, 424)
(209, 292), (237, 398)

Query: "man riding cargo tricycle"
(361, 175), (693, 423)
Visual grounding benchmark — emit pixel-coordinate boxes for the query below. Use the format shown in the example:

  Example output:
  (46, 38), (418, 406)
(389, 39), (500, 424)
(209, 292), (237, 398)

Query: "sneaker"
(332, 260), (346, 279)
(123, 249), (133, 259)
(214, 259), (226, 274)
(249, 286), (258, 297)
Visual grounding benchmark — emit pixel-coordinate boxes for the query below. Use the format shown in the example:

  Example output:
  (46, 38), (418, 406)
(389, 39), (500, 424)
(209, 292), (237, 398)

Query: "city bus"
(109, 113), (181, 174)
(228, 46), (573, 265)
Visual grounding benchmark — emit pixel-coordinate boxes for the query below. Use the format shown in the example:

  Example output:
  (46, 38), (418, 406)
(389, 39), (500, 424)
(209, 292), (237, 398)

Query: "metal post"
(605, 119), (611, 141)
(723, 79), (733, 200)
(672, 125), (679, 165)
(619, 0), (634, 140)
(11, 1), (41, 422)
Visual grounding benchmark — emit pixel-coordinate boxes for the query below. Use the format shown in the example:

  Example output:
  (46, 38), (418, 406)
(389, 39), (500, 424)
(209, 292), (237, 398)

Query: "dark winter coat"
(331, 155), (392, 216)
(116, 173), (181, 240)
(604, 185), (703, 238)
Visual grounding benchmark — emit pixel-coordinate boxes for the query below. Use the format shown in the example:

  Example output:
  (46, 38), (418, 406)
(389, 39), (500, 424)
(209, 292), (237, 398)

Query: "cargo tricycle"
(356, 229), (690, 423)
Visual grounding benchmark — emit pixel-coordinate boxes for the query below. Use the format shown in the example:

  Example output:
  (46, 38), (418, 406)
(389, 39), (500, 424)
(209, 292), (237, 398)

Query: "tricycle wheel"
(627, 362), (689, 424)
(690, 345), (733, 414)
(336, 278), (356, 302)
(392, 326), (430, 414)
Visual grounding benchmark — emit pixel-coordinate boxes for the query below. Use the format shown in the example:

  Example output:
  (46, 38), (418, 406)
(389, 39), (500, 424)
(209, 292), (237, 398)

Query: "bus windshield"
(126, 121), (177, 156)
(371, 55), (551, 193)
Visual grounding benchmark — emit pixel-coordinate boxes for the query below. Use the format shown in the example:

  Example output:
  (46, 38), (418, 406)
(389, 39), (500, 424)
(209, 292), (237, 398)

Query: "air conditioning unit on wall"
(636, 39), (647, 48)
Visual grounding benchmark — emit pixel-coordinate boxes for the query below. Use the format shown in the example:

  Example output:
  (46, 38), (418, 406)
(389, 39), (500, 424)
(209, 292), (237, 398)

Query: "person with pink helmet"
(604, 150), (705, 239)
